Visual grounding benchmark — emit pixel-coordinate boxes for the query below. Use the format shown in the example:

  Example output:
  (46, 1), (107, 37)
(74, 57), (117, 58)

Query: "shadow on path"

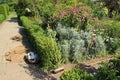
(76, 63), (96, 74)
(7, 17), (22, 26)
(7, 17), (18, 23)
(19, 63), (57, 80)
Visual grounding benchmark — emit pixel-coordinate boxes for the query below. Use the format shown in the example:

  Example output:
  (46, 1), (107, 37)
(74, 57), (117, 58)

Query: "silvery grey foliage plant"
(56, 23), (106, 63)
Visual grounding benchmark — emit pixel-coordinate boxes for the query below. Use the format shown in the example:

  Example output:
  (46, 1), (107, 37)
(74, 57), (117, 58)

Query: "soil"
(83, 54), (120, 68)
(10, 34), (22, 41)
(5, 45), (27, 63)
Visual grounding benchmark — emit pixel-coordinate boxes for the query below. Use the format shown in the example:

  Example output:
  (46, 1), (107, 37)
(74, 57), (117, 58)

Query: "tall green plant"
(20, 16), (61, 70)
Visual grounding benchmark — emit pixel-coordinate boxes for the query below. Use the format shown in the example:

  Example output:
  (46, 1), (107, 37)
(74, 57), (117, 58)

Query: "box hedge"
(20, 16), (61, 70)
(0, 14), (5, 23)
(0, 4), (9, 19)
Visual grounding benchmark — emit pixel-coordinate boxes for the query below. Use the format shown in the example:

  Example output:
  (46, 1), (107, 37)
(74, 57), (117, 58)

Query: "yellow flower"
(103, 7), (108, 15)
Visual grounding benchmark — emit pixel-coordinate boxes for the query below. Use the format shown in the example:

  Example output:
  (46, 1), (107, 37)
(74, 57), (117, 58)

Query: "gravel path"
(0, 18), (23, 62)
(0, 18), (37, 80)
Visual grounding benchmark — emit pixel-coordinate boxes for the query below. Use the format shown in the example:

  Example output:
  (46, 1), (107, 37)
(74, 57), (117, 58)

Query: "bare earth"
(5, 45), (27, 63)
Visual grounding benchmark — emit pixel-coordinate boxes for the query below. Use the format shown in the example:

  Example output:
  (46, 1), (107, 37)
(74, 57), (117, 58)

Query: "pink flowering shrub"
(54, 3), (93, 31)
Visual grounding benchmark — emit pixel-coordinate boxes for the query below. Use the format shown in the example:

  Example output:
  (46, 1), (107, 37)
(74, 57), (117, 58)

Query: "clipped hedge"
(0, 4), (9, 23)
(20, 16), (61, 70)
(0, 14), (5, 23)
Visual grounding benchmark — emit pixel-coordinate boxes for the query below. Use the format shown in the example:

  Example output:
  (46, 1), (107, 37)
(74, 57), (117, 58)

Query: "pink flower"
(70, 6), (79, 13)
(81, 6), (86, 10)
(83, 11), (89, 17)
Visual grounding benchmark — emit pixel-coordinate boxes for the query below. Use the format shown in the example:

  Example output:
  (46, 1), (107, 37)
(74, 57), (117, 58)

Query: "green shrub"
(92, 3), (107, 20)
(60, 0), (78, 6)
(57, 23), (106, 63)
(113, 15), (120, 21)
(105, 38), (120, 54)
(0, 14), (5, 23)
(93, 19), (120, 54)
(95, 59), (120, 80)
(60, 68), (94, 80)
(0, 4), (9, 18)
(5, 4), (9, 15)
(20, 16), (61, 70)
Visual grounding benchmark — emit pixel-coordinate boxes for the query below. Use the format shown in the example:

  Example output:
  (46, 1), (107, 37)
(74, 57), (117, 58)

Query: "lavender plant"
(56, 23), (106, 63)
(60, 40), (70, 63)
